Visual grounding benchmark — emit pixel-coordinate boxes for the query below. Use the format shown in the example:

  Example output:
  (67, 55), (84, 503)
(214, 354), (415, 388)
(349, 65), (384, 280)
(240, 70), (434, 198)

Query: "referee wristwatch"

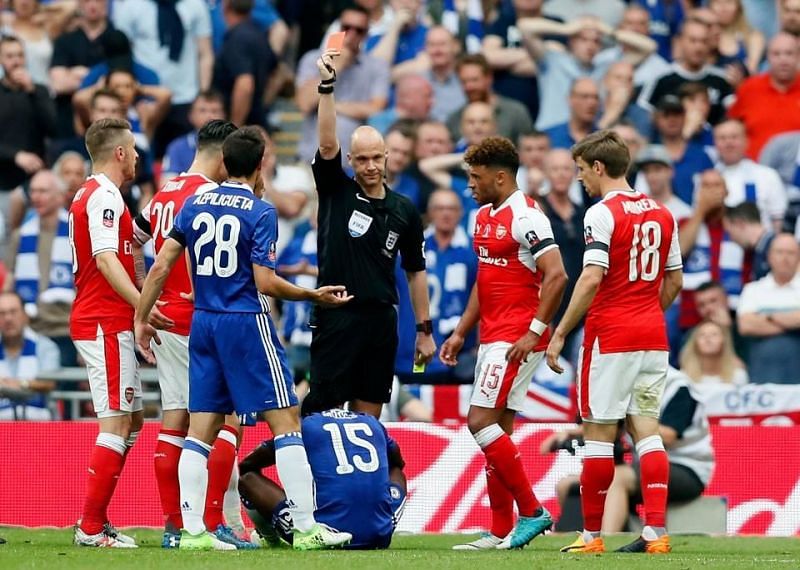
(416, 320), (433, 335)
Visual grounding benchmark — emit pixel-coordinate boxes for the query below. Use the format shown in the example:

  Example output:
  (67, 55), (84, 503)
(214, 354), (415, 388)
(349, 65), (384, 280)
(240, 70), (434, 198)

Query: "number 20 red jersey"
(582, 190), (682, 353)
(134, 173), (217, 335)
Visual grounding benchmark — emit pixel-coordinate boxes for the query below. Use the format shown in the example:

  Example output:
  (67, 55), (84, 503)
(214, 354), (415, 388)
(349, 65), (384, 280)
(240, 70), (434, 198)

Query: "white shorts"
(470, 342), (542, 411)
(577, 340), (667, 423)
(75, 330), (142, 418)
(152, 330), (189, 410)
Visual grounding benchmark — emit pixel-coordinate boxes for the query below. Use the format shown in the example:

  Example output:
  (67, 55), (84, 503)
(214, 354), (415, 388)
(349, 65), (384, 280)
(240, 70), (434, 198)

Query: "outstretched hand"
(314, 285), (353, 307)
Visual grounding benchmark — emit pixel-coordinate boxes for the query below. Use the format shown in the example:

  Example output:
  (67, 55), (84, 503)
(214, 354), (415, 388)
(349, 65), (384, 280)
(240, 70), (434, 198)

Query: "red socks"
(486, 464), (514, 538)
(154, 429), (186, 531)
(474, 425), (541, 518)
(204, 425), (238, 530)
(579, 441), (616, 533)
(637, 436), (669, 528)
(80, 433), (127, 535)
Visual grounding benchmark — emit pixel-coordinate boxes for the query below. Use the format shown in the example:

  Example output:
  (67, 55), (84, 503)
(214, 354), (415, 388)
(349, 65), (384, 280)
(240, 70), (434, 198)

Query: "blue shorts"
(270, 484), (405, 550)
(188, 310), (297, 415)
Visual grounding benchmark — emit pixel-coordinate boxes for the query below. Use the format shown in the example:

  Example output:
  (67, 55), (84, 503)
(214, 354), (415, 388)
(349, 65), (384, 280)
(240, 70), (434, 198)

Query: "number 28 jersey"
(583, 191), (682, 353)
(169, 181), (277, 313)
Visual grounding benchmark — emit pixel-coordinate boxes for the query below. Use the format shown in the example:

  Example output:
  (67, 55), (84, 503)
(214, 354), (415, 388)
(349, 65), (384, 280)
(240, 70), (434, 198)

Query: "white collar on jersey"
(489, 188), (524, 216)
(179, 171), (216, 184)
(602, 189), (640, 201)
(88, 172), (119, 191)
(220, 180), (253, 192)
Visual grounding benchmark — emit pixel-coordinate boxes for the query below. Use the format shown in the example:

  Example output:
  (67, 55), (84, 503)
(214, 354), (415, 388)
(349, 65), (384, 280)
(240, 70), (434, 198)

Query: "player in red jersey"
(131, 119), (254, 549)
(546, 130), (683, 555)
(69, 118), (173, 547)
(440, 137), (568, 550)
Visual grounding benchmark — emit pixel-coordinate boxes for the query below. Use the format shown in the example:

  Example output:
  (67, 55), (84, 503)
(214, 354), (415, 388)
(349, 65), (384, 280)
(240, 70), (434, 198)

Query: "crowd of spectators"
(3, 0), (800, 420)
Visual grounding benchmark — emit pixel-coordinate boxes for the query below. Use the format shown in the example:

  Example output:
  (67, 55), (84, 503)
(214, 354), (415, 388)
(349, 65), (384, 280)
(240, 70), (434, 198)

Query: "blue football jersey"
(171, 181), (276, 313)
(302, 410), (395, 547)
(395, 226), (477, 376)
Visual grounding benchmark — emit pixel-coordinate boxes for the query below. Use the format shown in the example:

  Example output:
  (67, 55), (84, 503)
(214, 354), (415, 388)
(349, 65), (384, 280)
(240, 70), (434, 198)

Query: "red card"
(327, 31), (346, 51)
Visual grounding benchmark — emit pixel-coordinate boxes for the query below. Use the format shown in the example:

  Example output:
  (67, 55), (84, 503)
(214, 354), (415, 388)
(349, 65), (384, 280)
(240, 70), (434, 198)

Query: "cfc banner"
(1, 422), (799, 535)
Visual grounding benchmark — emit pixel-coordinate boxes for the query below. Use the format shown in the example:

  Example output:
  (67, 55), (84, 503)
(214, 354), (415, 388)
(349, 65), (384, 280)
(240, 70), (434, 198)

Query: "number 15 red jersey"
(582, 190), (682, 353)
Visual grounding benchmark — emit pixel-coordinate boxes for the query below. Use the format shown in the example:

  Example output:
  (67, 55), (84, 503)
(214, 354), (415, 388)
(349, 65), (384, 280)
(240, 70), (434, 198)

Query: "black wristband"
(416, 320), (433, 335)
(318, 83), (334, 94)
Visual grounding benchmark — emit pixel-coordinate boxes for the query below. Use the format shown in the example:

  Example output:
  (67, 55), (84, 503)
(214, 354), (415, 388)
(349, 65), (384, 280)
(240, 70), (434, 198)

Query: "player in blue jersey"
(238, 406), (407, 549)
(135, 127), (354, 551)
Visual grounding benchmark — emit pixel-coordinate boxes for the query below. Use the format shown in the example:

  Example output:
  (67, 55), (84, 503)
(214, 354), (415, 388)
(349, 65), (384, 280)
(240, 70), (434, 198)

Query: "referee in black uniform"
(304, 47), (436, 418)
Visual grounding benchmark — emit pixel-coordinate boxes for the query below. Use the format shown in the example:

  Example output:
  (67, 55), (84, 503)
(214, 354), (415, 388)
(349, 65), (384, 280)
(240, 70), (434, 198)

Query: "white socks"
(223, 461), (245, 534)
(274, 432), (316, 533)
(178, 437), (212, 536)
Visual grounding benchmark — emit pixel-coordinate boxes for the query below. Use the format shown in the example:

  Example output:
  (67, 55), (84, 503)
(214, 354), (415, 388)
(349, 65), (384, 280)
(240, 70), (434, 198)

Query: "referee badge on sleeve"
(348, 210), (373, 237)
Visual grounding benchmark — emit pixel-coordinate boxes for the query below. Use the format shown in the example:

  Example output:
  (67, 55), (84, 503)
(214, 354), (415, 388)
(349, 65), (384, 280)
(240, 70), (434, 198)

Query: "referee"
(305, 48), (436, 418)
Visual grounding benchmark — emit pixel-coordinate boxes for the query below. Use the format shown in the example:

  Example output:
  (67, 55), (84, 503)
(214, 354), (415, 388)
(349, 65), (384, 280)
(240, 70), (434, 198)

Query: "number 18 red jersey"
(582, 190), (682, 353)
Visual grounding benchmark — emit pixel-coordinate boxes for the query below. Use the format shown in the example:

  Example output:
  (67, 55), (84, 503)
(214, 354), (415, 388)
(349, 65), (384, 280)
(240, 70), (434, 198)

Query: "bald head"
(461, 101), (496, 145)
(396, 75), (433, 119)
(348, 126), (387, 193)
(29, 169), (66, 218)
(350, 126), (385, 155)
(769, 232), (800, 282)
(768, 32), (800, 84)
(543, 149), (575, 195)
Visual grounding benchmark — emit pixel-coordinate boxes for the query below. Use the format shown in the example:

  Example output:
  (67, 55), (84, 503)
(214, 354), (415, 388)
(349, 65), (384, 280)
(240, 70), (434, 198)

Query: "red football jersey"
(473, 190), (558, 346)
(582, 190), (682, 353)
(68, 174), (137, 340)
(134, 173), (217, 336)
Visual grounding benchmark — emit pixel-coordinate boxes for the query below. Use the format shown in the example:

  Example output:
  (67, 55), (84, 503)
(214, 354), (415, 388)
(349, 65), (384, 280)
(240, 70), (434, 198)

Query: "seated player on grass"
(239, 405), (407, 549)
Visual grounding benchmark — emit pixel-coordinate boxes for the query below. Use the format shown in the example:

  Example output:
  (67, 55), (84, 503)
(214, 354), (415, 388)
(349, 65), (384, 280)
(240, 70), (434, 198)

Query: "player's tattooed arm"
(132, 242), (146, 290)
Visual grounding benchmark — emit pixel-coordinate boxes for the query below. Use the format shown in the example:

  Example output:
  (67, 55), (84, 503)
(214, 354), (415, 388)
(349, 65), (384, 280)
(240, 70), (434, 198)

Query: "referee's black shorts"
(307, 303), (397, 410)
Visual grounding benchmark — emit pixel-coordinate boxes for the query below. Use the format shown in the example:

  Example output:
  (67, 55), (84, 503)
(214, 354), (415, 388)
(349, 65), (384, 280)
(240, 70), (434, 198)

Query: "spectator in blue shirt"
(161, 89), (226, 180)
(213, 0), (277, 127)
(80, 29), (160, 90)
(543, 77), (599, 149)
(647, 94), (714, 205)
(395, 189), (477, 384)
(368, 74), (432, 135)
(367, 0), (428, 66)
(209, 0), (288, 56)
(385, 124), (422, 211)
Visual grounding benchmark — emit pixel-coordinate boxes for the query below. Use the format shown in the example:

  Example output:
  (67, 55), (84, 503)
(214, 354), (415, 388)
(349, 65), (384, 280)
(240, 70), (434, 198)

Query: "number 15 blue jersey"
(302, 410), (398, 547)
(170, 181), (277, 313)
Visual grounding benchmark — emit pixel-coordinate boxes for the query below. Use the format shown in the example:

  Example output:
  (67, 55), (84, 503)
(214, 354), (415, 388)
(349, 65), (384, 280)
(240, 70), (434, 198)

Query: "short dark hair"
(193, 89), (224, 107)
(571, 129), (630, 178)
(696, 280), (725, 294)
(724, 202), (762, 224)
(106, 67), (135, 84)
(463, 136), (520, 175)
(518, 129), (549, 143)
(0, 34), (21, 51)
(225, 0), (253, 16)
(678, 81), (709, 100)
(222, 126), (265, 178)
(85, 118), (132, 163)
(197, 120), (238, 153)
(386, 118), (419, 142)
(90, 88), (122, 109)
(456, 53), (491, 75)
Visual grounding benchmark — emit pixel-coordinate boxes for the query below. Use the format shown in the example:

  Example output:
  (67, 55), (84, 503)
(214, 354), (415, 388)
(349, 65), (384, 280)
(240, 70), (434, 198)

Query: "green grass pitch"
(1, 528), (799, 569)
